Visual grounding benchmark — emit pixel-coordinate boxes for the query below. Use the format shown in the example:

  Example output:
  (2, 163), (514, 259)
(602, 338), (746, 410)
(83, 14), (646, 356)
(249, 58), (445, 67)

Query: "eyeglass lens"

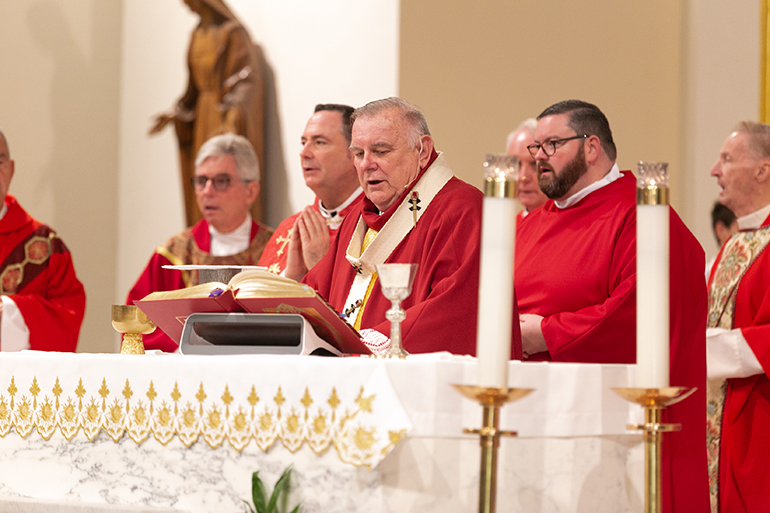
(191, 174), (232, 192)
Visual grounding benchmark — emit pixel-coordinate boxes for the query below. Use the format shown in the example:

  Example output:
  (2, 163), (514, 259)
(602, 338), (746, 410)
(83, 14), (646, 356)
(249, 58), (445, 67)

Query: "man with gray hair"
(0, 129), (85, 352)
(127, 133), (273, 352)
(301, 97), (521, 356)
(506, 118), (547, 224)
(707, 121), (770, 512)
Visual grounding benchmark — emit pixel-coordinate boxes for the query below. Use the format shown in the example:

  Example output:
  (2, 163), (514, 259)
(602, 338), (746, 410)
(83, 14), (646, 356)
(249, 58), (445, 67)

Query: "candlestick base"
(612, 387), (696, 513)
(453, 384), (534, 513)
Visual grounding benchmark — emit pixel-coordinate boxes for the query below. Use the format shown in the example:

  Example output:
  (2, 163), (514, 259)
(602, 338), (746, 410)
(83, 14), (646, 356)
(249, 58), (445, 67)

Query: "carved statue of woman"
(149, 0), (265, 226)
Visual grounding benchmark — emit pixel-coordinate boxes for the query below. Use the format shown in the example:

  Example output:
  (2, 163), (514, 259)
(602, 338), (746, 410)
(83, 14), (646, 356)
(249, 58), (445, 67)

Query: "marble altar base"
(0, 428), (644, 513)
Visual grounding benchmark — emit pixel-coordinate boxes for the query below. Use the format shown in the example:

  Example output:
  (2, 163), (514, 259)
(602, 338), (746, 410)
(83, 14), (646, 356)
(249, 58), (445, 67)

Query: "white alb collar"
(737, 203), (770, 231)
(554, 163), (621, 209)
(209, 214), (252, 257)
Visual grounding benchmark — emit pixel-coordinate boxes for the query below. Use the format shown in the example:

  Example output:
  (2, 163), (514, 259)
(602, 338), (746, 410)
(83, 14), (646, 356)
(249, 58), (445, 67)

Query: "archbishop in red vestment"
(0, 195), (85, 351)
(305, 151), (499, 355)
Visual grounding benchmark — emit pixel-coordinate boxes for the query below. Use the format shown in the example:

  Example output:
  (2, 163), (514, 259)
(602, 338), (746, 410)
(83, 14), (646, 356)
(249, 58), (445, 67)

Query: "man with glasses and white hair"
(127, 133), (273, 352)
(506, 118), (547, 226)
(300, 97), (522, 357)
(513, 99), (708, 512)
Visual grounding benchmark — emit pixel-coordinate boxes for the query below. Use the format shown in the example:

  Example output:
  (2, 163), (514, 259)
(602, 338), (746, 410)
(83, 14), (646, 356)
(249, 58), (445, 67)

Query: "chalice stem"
(388, 303), (404, 352)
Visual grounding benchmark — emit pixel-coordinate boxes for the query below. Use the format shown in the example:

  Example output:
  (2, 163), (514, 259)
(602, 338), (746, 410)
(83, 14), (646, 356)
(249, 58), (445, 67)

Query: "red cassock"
(304, 153), (522, 356)
(708, 214), (770, 513)
(515, 171), (709, 513)
(0, 195), (85, 351)
(126, 218), (271, 352)
(257, 193), (364, 275)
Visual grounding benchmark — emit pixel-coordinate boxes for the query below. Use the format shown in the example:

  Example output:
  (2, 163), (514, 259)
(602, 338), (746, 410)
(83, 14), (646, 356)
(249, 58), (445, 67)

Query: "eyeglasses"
(527, 134), (589, 158)
(190, 173), (251, 192)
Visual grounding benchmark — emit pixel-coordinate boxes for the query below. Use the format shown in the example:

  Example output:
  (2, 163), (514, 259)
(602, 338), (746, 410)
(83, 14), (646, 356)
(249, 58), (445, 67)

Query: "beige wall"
(0, 0), (122, 353)
(400, 0), (760, 260)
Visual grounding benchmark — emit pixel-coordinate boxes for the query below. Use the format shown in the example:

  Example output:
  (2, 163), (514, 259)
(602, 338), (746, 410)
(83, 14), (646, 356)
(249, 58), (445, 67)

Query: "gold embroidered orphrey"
(705, 226), (770, 512)
(0, 233), (58, 295)
(0, 376), (406, 469)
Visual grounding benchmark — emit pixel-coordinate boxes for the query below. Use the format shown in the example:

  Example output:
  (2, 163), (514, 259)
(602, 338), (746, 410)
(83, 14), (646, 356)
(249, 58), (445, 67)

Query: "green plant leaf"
(252, 471), (268, 513)
(268, 466), (293, 512)
(241, 499), (256, 513)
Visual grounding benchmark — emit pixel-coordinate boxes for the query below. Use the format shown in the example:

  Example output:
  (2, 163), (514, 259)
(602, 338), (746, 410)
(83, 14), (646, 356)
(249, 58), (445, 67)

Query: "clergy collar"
(317, 187), (363, 219)
(554, 163), (621, 209)
(0, 201), (7, 221)
(737, 203), (770, 231)
(362, 149), (439, 231)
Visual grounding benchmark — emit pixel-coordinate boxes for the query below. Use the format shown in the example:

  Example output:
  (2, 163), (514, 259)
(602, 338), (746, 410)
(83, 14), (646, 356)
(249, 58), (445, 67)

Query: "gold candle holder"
(111, 305), (156, 354)
(612, 387), (696, 513)
(483, 154), (519, 199)
(453, 384), (534, 513)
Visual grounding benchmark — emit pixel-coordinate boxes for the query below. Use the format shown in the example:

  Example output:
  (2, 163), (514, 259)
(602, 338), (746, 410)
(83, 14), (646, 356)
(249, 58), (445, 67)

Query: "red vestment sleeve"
(10, 251), (85, 352)
(737, 255), (770, 369)
(126, 252), (186, 352)
(540, 207), (637, 362)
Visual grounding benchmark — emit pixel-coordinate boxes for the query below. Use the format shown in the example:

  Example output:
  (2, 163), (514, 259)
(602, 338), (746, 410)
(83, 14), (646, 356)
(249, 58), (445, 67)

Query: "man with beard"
(514, 100), (708, 513)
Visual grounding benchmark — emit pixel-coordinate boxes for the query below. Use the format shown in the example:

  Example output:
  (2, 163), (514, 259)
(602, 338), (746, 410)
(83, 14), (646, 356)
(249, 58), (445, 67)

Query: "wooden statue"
(149, 0), (265, 226)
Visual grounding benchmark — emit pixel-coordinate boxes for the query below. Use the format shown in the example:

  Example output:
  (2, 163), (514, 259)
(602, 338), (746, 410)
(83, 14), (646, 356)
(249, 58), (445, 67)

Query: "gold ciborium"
(111, 305), (156, 354)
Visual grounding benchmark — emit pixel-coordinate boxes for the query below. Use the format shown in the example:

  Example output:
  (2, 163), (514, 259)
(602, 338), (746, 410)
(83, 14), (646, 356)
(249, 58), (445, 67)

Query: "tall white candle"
(477, 155), (518, 388)
(636, 162), (670, 388)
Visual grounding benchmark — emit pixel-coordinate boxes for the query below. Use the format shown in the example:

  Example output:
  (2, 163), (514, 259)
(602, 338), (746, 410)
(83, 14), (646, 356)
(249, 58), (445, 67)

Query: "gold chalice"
(111, 305), (156, 354)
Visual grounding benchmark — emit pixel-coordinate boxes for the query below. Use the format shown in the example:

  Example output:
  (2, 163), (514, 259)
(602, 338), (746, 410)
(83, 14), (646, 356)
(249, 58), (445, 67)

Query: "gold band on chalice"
(483, 154), (519, 199)
(636, 162), (670, 206)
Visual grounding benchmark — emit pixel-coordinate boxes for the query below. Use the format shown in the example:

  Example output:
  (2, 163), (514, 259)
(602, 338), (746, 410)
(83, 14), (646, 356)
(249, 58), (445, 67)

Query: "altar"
(0, 351), (646, 513)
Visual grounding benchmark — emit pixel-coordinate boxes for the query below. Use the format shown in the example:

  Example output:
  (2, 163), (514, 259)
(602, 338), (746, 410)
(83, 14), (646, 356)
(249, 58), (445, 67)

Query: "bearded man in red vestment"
(301, 97), (521, 356)
(506, 118), (547, 227)
(127, 134), (272, 352)
(706, 121), (770, 513)
(0, 130), (85, 352)
(259, 104), (363, 275)
(515, 100), (708, 513)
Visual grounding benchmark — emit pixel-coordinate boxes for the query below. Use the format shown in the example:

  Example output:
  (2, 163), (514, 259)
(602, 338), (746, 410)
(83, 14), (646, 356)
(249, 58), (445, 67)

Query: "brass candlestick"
(453, 384), (534, 513)
(111, 305), (156, 354)
(612, 387), (696, 513)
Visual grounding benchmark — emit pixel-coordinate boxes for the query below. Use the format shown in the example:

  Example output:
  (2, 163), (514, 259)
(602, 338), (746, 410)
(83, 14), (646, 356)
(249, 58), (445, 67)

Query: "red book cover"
(135, 288), (242, 344)
(234, 295), (369, 355)
(133, 270), (370, 355)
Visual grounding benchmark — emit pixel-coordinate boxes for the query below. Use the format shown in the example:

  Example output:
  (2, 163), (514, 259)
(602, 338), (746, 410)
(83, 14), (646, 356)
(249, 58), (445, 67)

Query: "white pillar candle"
(477, 155), (518, 389)
(636, 162), (670, 388)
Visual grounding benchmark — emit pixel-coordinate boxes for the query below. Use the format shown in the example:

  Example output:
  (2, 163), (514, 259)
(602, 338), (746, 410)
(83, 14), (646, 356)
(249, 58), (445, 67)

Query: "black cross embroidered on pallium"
(343, 299), (363, 318)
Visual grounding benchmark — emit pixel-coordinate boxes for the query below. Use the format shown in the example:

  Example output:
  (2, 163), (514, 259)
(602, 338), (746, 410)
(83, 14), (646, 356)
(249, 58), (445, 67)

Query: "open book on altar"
(134, 269), (370, 355)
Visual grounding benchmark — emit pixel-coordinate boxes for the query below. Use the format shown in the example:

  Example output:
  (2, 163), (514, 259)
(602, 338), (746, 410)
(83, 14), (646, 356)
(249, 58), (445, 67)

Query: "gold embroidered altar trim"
(0, 375), (406, 470)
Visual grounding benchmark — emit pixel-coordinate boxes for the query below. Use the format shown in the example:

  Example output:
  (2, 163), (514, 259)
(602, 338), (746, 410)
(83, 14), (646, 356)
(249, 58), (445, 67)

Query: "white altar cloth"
(0, 352), (646, 513)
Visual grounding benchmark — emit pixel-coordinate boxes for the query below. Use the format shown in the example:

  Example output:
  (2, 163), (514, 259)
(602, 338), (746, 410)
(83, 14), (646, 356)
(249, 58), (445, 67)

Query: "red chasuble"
(708, 214), (770, 513)
(0, 195), (85, 351)
(126, 218), (272, 352)
(258, 193), (364, 275)
(304, 154), (521, 356)
(515, 171), (708, 513)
